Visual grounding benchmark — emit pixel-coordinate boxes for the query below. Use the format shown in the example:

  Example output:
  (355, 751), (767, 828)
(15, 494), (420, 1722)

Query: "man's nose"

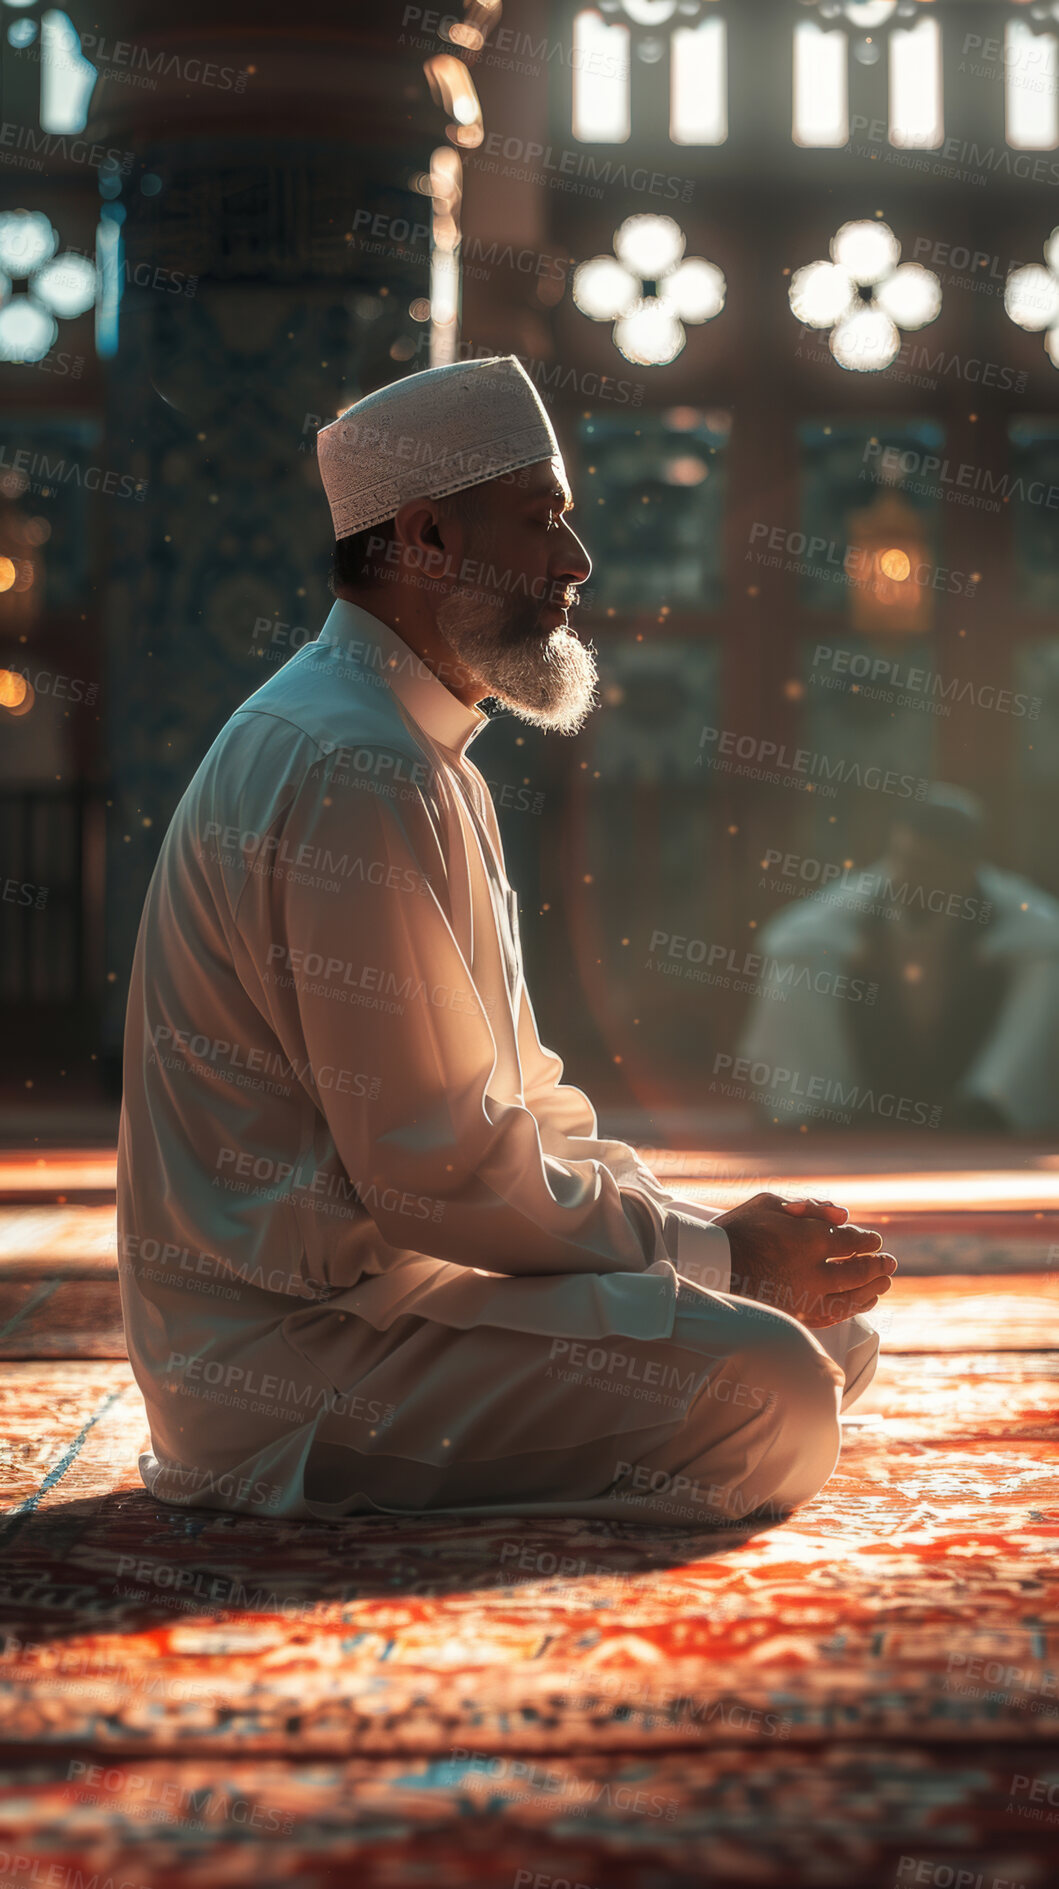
(555, 521), (592, 587)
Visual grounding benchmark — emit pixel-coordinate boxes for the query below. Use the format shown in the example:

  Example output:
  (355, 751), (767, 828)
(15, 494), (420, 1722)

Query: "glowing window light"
(842, 1), (898, 25)
(424, 52), (482, 148)
(615, 211), (684, 278)
(573, 214), (725, 364)
(0, 210), (105, 359)
(40, 10), (97, 135)
(1005, 228), (1059, 369)
(670, 16), (726, 144)
(790, 218), (941, 372)
(832, 217), (900, 284)
(614, 297), (685, 365)
(621, 0), (678, 22)
(430, 245), (458, 328)
(572, 254), (639, 320)
(888, 12), (942, 148)
(0, 298), (58, 362)
(1005, 19), (1059, 151)
(793, 18), (848, 146)
(663, 454), (708, 484)
(428, 144), (461, 368)
(874, 260), (942, 328)
(660, 256), (726, 321)
(830, 304), (900, 371)
(789, 260), (857, 327)
(94, 213), (122, 359)
(32, 251), (96, 318)
(0, 210), (57, 278)
(1008, 263), (1059, 330)
(572, 8), (631, 142)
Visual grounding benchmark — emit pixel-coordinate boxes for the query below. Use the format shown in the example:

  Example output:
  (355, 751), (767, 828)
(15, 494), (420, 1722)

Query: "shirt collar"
(316, 596), (489, 760)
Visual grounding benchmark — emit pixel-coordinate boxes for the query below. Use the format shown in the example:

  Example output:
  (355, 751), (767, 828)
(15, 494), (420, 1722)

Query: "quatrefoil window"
(789, 218), (941, 371)
(0, 210), (97, 362)
(573, 214), (725, 365)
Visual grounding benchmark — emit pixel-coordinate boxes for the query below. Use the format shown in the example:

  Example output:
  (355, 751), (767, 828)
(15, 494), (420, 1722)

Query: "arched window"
(1004, 2), (1059, 149)
(571, 2), (727, 146)
(3, 4), (97, 132)
(793, 1), (942, 150)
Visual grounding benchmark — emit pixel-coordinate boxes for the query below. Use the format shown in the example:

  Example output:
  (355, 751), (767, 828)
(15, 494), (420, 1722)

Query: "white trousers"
(301, 1272), (878, 1528)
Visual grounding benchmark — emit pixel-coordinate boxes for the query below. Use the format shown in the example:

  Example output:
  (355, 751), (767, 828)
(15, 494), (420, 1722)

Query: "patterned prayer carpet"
(1, 1747), (1056, 1888)
(1, 1148), (1058, 1885)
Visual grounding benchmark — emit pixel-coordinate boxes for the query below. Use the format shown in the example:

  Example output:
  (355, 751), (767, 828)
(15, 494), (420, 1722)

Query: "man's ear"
(392, 498), (458, 580)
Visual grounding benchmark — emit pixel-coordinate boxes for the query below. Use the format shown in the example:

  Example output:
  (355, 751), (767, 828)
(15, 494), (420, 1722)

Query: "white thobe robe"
(117, 597), (874, 1523)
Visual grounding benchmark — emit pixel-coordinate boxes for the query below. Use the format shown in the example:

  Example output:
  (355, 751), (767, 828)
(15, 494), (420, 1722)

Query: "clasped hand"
(715, 1191), (897, 1330)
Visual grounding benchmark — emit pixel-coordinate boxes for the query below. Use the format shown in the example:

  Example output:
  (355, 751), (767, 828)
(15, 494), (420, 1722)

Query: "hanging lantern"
(844, 488), (931, 633)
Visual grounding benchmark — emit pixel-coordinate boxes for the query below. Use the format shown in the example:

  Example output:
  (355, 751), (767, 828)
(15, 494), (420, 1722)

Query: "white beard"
(434, 588), (598, 735)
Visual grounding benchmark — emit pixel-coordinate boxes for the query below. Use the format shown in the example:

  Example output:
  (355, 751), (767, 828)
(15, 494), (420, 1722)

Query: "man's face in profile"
(434, 457), (598, 734)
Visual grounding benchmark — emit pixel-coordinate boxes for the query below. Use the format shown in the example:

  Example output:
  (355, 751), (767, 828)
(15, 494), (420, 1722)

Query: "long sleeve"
(514, 978), (730, 1291)
(231, 742), (672, 1277)
(661, 1199), (732, 1292)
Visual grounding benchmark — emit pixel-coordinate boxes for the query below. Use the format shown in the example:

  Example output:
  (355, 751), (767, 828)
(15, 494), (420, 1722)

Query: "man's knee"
(738, 1309), (843, 1492)
(833, 1313), (881, 1411)
(675, 1293), (842, 1425)
(668, 1295), (844, 1503)
(756, 1307), (841, 1407)
(774, 1317), (843, 1491)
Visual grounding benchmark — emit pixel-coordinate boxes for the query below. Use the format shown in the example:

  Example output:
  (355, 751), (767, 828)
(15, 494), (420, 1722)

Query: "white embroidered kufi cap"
(316, 354), (566, 540)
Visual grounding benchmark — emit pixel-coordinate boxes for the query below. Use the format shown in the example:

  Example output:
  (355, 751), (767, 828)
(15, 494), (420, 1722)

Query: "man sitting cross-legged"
(117, 355), (894, 1528)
